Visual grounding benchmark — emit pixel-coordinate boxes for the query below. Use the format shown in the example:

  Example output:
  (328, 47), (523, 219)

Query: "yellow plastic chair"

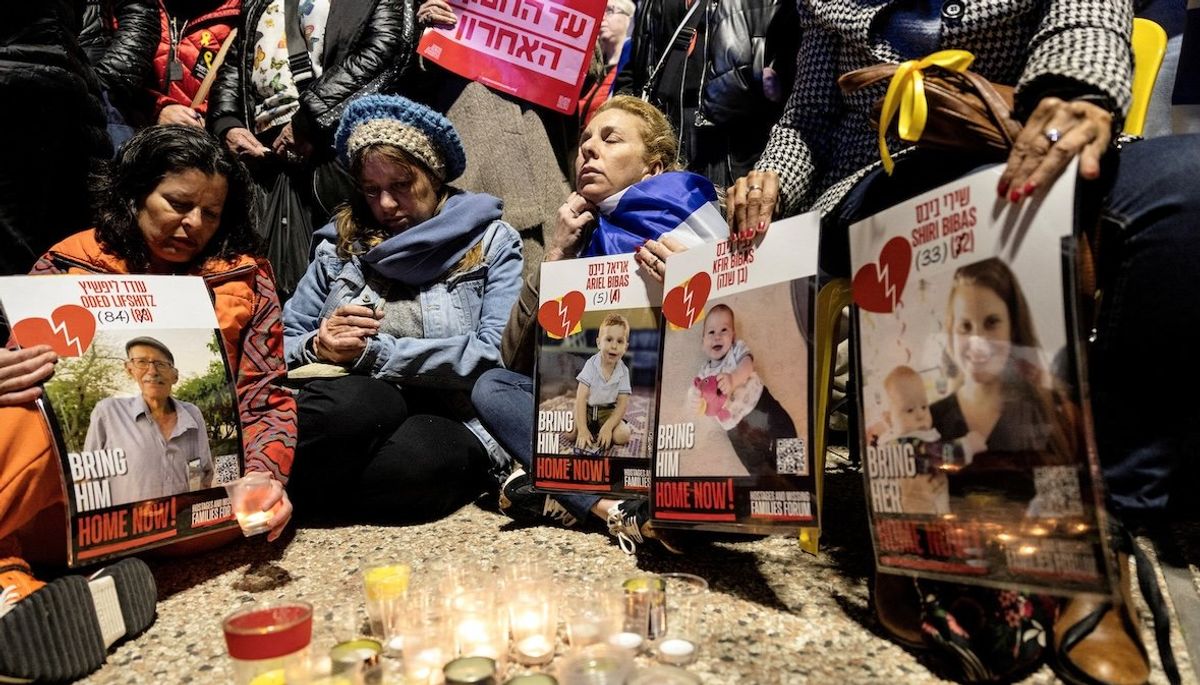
(1125, 17), (1168, 136)
(798, 278), (853, 554)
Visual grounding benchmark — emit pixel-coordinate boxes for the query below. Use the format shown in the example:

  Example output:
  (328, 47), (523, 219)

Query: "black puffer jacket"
(1, 1), (112, 273)
(702, 0), (795, 124)
(619, 0), (795, 125)
(78, 0), (158, 104)
(208, 0), (418, 148)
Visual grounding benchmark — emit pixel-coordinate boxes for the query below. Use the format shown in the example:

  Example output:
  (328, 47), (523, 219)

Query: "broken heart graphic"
(662, 272), (712, 329)
(853, 237), (912, 313)
(537, 290), (586, 339)
(12, 304), (97, 357)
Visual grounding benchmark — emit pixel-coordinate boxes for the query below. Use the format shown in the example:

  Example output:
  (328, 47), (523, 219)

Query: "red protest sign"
(417, 0), (603, 114)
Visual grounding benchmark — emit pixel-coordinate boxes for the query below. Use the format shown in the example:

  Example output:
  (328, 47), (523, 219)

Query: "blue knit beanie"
(335, 94), (467, 182)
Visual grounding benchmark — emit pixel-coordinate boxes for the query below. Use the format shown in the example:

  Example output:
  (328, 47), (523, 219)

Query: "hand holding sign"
(418, 0), (458, 27)
(0, 346), (59, 406)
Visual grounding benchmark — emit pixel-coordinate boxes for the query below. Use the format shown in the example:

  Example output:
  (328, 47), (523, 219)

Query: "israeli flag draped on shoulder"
(582, 171), (729, 257)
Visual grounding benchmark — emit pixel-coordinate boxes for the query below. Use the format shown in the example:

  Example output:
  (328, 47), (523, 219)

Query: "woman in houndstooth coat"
(744, 0), (1135, 215)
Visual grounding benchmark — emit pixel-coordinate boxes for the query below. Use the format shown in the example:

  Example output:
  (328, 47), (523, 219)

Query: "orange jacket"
(31, 230), (296, 482)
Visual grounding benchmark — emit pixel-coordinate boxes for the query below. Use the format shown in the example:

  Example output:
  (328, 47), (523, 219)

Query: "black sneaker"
(0, 557), (157, 682)
(499, 468), (579, 528)
(604, 499), (684, 555)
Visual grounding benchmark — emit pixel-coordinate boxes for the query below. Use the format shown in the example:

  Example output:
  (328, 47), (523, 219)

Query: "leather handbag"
(837, 55), (1022, 168)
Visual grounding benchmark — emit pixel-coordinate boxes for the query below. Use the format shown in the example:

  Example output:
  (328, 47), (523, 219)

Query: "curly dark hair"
(93, 125), (260, 271)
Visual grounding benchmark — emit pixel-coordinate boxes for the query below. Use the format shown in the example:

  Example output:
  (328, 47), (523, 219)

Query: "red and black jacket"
(147, 0), (240, 117)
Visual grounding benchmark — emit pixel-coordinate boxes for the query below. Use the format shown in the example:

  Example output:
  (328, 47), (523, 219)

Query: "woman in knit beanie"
(282, 94), (523, 523)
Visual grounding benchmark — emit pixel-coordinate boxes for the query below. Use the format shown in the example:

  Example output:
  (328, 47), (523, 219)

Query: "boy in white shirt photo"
(566, 313), (633, 452)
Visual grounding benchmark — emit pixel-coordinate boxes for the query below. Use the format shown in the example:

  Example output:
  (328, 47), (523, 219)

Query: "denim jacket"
(282, 219), (524, 479)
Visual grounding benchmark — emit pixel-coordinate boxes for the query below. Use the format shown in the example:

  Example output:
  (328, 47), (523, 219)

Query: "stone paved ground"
(81, 450), (1198, 684)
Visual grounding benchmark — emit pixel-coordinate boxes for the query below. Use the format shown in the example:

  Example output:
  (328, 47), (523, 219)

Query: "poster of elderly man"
(84, 336), (215, 506)
(0, 274), (243, 564)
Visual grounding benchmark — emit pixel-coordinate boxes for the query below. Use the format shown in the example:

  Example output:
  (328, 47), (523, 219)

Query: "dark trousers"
(289, 375), (492, 523)
(471, 368), (601, 520)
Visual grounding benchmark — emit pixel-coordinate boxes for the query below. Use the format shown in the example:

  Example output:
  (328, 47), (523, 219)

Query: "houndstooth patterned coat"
(756, 0), (1134, 214)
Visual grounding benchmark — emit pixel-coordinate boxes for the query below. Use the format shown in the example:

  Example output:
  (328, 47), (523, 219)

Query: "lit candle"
(657, 637), (697, 665)
(516, 634), (553, 664)
(457, 617), (489, 645)
(236, 509), (272, 534)
(608, 631), (643, 652)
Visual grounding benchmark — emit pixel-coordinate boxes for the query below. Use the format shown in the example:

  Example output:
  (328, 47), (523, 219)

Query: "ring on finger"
(748, 184), (763, 192)
(1044, 128), (1062, 144)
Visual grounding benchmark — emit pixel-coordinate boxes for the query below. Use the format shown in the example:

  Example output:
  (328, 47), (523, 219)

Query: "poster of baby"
(534, 253), (662, 496)
(0, 274), (243, 566)
(652, 214), (820, 534)
(848, 162), (1112, 595)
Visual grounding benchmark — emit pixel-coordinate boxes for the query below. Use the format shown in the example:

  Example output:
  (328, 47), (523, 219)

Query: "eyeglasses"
(604, 6), (630, 16)
(128, 358), (175, 371)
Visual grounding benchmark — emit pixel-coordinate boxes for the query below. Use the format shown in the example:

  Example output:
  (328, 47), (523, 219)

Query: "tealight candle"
(237, 509), (272, 534)
(361, 561), (410, 638)
(607, 631), (643, 652)
(516, 635), (553, 664)
(656, 637), (697, 665)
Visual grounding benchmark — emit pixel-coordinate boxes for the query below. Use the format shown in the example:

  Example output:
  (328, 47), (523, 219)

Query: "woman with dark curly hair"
(0, 124), (298, 682)
(32, 124), (296, 528)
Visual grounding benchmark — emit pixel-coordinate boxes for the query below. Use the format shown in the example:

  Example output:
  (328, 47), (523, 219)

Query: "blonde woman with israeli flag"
(472, 95), (729, 555)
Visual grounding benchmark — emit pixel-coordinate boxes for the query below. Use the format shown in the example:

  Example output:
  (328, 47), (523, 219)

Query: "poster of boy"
(0, 274), (243, 565)
(654, 214), (820, 533)
(848, 163), (1112, 595)
(534, 253), (662, 495)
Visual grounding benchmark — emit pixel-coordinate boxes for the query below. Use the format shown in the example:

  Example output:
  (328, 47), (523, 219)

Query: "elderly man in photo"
(84, 336), (212, 505)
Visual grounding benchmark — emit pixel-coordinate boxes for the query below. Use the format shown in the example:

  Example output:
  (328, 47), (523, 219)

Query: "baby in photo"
(566, 313), (632, 452)
(879, 365), (987, 514)
(688, 304), (795, 475)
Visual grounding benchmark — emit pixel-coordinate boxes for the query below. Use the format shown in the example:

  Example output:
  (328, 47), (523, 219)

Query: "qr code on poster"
(1031, 465), (1084, 518)
(213, 454), (240, 485)
(775, 438), (807, 475)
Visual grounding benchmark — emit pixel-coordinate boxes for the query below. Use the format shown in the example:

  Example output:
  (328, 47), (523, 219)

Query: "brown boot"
(873, 572), (925, 648)
(1053, 553), (1150, 685)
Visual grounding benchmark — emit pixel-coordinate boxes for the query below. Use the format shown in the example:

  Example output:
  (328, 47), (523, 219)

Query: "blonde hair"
(600, 313), (630, 336)
(594, 95), (683, 172)
(334, 144), (484, 275)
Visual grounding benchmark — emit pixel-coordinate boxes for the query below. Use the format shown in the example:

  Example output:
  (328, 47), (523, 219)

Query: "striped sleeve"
(1016, 0), (1133, 119)
(754, 11), (845, 215)
(237, 264), (297, 482)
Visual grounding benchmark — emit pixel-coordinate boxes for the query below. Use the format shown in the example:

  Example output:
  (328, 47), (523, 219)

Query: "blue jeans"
(471, 368), (601, 520)
(829, 137), (1200, 523)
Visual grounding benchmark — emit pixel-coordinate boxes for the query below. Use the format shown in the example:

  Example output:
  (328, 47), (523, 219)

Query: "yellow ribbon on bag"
(877, 50), (976, 174)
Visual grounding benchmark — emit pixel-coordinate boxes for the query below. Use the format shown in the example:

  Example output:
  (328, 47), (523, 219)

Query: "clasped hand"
(314, 304), (382, 364)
